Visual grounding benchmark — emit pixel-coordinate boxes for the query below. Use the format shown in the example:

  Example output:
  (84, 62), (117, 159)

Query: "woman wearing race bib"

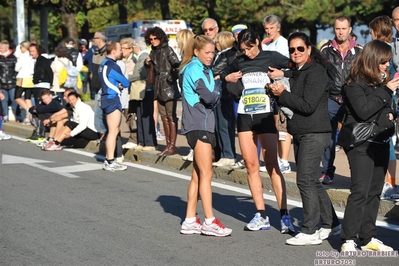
(220, 29), (295, 233)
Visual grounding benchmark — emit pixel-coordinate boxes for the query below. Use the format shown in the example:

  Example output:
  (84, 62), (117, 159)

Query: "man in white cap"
(231, 24), (248, 41)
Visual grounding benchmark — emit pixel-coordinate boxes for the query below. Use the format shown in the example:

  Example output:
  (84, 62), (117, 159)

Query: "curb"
(4, 122), (399, 220)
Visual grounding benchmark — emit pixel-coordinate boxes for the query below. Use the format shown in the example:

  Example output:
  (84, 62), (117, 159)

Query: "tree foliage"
(1, 0), (399, 49)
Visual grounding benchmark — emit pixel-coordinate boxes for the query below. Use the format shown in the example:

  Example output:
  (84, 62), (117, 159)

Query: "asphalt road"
(1, 137), (399, 266)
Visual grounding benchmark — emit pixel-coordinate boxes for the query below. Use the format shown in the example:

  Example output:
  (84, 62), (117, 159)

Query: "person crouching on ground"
(38, 87), (76, 149)
(28, 89), (63, 143)
(44, 92), (99, 151)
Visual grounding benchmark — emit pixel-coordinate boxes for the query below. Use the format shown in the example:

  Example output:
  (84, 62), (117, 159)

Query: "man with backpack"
(51, 46), (80, 104)
(64, 37), (83, 72)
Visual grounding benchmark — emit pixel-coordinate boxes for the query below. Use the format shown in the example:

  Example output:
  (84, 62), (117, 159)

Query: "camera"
(265, 83), (274, 98)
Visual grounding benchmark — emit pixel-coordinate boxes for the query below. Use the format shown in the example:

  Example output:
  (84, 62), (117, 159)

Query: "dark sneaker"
(319, 174), (333, 185)
(280, 215), (295, 234)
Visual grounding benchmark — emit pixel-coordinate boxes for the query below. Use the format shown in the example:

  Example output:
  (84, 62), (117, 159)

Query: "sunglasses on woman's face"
(289, 46), (305, 54)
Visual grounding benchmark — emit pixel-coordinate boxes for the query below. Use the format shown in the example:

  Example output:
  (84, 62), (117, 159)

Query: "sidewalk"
(3, 99), (399, 219)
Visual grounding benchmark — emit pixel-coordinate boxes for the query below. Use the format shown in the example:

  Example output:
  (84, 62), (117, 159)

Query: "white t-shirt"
(262, 36), (289, 58)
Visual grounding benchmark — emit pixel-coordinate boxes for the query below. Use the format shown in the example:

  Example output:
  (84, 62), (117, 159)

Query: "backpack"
(59, 60), (79, 89)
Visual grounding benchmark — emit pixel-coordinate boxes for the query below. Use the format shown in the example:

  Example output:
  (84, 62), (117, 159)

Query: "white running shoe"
(286, 232), (322, 246)
(381, 182), (394, 199)
(318, 224), (341, 240)
(361, 238), (393, 251)
(341, 240), (358, 252)
(115, 155), (124, 164)
(182, 149), (194, 161)
(122, 142), (137, 149)
(180, 217), (202, 235)
(201, 218), (232, 237)
(0, 131), (11, 140)
(213, 158), (235, 167)
(230, 159), (245, 170)
(102, 160), (127, 171)
(244, 213), (270, 231)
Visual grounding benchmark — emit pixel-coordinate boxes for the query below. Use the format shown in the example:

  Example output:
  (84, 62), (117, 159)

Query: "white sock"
(205, 217), (215, 224)
(185, 217), (196, 223)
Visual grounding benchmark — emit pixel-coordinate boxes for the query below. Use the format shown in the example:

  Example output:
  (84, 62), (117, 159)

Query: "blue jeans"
(321, 99), (345, 178)
(215, 97), (236, 159)
(94, 92), (107, 135)
(1, 88), (17, 119)
(293, 132), (336, 234)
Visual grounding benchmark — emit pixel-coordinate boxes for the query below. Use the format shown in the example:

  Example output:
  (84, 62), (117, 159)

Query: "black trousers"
(341, 141), (389, 245)
(130, 90), (157, 147)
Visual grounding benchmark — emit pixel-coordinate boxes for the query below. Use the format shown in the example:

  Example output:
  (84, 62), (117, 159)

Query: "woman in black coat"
(271, 32), (339, 246)
(338, 40), (399, 252)
(144, 27), (180, 156)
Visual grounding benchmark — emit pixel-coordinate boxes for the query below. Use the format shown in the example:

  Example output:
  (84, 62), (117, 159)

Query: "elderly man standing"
(92, 31), (108, 141)
(262, 15), (292, 175)
(202, 18), (219, 40)
(99, 41), (130, 171)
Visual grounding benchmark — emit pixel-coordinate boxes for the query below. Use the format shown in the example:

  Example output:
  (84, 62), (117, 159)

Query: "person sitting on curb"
(38, 87), (76, 149)
(44, 92), (98, 151)
(27, 89), (63, 143)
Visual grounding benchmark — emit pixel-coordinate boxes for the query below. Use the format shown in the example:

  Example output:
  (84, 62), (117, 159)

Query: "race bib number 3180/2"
(242, 88), (269, 113)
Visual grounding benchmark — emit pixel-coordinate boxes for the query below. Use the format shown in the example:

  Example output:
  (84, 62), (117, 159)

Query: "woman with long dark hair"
(220, 29), (295, 234)
(144, 27), (180, 156)
(338, 40), (399, 251)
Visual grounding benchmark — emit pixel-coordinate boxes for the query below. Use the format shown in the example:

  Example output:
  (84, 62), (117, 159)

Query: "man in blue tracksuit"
(99, 41), (130, 171)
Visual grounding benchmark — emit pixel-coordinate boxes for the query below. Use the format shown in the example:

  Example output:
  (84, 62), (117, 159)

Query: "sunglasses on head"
(289, 46), (305, 54)
(203, 26), (217, 33)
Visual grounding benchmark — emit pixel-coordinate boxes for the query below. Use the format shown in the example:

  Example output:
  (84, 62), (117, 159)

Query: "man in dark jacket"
(0, 40), (17, 121)
(64, 37), (83, 72)
(28, 43), (54, 140)
(320, 16), (362, 185)
(27, 89), (63, 142)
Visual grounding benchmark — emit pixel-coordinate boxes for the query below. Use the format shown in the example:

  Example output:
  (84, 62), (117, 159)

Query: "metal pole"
(13, 0), (26, 45)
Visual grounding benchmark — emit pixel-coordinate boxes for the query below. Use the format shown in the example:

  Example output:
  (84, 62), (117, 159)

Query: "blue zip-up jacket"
(180, 57), (220, 135)
(99, 57), (130, 100)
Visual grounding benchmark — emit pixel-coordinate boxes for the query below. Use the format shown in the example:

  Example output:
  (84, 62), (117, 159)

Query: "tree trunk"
(307, 23), (317, 46)
(205, 0), (221, 30)
(118, 3), (127, 24)
(159, 0), (170, 20)
(61, 13), (78, 49)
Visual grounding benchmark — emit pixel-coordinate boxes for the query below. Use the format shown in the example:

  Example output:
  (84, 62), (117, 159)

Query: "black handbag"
(337, 109), (383, 148)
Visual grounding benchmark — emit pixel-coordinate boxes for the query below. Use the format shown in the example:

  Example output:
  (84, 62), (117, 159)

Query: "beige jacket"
(51, 57), (73, 93)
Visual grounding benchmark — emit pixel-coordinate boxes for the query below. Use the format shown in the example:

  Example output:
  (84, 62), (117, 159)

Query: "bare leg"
(105, 110), (122, 160)
(238, 131), (265, 211)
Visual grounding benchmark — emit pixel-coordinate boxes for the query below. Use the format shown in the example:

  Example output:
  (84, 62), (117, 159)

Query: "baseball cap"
(231, 24), (248, 35)
(78, 38), (87, 45)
